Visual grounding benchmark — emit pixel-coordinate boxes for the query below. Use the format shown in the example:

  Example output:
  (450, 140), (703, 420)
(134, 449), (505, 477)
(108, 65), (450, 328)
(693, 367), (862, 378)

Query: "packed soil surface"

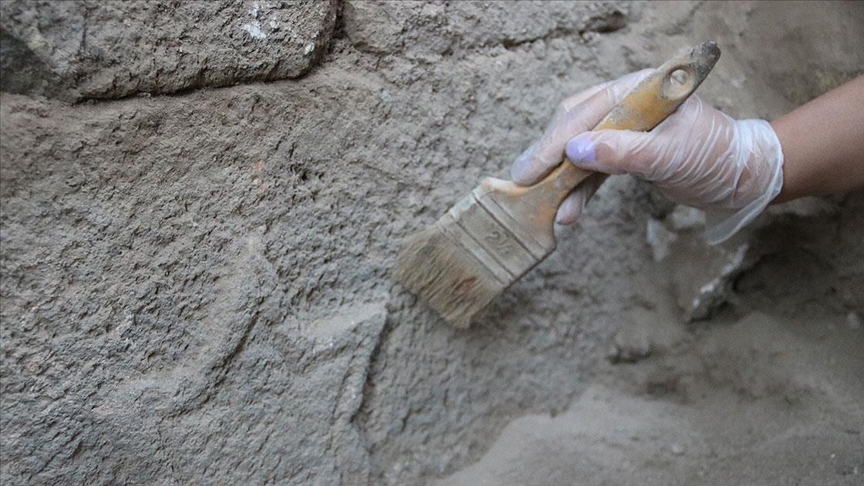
(1, 1), (862, 484)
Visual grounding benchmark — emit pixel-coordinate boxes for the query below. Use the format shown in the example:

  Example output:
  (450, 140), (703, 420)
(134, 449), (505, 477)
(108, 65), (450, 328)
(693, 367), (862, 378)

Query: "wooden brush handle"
(519, 42), (720, 215)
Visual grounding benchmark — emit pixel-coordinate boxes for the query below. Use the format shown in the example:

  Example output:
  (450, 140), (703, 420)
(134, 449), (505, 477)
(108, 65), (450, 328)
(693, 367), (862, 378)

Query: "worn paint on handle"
(516, 41), (721, 216)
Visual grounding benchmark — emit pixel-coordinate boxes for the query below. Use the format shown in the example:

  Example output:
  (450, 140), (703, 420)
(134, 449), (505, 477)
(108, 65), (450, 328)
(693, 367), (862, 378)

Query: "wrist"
(769, 117), (800, 204)
(703, 119), (784, 244)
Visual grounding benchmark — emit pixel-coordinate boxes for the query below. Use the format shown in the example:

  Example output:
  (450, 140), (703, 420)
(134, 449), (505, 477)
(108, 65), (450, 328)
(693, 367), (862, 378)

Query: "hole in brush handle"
(662, 65), (698, 101)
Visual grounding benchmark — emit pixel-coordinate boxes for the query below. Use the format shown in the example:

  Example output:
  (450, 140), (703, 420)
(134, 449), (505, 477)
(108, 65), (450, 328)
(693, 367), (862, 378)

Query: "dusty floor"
(1, 1), (863, 485)
(439, 286), (864, 485)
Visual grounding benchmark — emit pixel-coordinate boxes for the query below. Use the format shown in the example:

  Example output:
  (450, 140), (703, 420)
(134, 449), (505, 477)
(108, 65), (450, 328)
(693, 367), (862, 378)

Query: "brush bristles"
(394, 225), (504, 328)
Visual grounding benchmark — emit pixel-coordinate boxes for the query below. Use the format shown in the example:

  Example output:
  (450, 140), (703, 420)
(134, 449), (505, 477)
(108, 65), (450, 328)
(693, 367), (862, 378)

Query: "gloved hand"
(511, 71), (785, 244)
(510, 69), (654, 224)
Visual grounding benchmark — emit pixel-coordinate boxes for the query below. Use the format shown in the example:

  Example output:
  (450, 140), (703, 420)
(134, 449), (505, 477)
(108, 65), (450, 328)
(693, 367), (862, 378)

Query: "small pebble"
(671, 443), (684, 456)
(667, 205), (706, 230)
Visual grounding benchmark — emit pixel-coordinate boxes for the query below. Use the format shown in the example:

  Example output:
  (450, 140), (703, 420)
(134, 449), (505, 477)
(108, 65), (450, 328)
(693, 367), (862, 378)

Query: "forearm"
(770, 75), (864, 204)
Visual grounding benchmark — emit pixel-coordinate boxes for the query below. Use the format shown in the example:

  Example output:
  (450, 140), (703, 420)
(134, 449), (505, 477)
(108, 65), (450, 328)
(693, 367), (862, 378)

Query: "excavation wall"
(2, 1), (862, 484)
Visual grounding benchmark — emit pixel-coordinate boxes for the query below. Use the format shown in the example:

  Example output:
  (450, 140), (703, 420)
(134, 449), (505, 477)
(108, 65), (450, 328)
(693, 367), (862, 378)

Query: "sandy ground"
(437, 309), (864, 485)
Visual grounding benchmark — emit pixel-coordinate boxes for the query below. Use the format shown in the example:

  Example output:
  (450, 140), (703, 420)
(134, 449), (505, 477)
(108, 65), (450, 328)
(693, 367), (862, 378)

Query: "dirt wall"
(1, 1), (862, 484)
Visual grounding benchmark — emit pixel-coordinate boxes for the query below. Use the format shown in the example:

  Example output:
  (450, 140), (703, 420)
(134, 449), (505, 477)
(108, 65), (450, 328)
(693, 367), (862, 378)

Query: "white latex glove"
(510, 70), (654, 224)
(565, 94), (784, 243)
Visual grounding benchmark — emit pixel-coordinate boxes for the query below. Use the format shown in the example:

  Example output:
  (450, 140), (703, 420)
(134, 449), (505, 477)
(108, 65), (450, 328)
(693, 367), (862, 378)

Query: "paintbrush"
(395, 41), (721, 328)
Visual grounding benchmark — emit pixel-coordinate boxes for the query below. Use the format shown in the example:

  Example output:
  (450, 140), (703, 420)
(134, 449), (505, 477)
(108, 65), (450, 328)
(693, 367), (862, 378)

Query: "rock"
(342, 0), (630, 57)
(0, 0), (339, 101)
(667, 205), (706, 231)
(646, 218), (677, 262)
(607, 305), (688, 365)
(608, 328), (653, 364)
(686, 243), (754, 321)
